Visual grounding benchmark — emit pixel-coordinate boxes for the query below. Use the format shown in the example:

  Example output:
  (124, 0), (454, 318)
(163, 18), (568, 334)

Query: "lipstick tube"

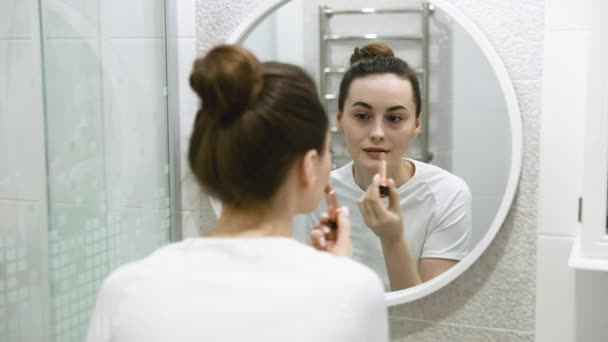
(379, 160), (389, 197)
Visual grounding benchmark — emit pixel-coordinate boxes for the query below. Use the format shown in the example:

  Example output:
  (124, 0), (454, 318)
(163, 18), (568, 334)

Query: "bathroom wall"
(1, 1), (196, 341)
(195, 0), (542, 340)
(175, 0), (208, 238)
(40, 2), (172, 341)
(536, 0), (608, 341)
(0, 0), (49, 340)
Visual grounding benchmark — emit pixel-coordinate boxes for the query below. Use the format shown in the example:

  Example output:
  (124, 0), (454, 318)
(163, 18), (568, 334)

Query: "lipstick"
(379, 159), (389, 197)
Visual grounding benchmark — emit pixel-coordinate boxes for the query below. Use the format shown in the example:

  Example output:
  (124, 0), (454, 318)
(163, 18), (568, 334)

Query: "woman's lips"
(363, 149), (388, 159)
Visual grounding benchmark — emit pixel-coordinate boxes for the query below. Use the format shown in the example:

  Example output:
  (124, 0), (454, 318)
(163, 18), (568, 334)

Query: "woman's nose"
(370, 120), (385, 141)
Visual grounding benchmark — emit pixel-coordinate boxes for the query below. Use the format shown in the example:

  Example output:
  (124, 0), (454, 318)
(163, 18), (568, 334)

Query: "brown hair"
(338, 42), (422, 117)
(188, 45), (328, 209)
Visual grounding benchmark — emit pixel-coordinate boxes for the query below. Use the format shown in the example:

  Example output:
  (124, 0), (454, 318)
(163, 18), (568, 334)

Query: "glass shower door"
(40, 1), (173, 341)
(0, 1), (176, 341)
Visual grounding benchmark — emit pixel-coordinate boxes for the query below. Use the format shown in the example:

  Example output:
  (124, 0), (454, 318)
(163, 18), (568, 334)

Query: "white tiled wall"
(0, 0), (49, 341)
(0, 39), (45, 201)
(40, 1), (173, 341)
(536, 0), (589, 337)
(537, 29), (589, 237)
(103, 38), (168, 208)
(0, 201), (47, 342)
(1, 1), (191, 341)
(43, 0), (99, 38)
(0, 1), (34, 38)
(536, 1), (608, 342)
(100, 0), (165, 38)
(535, 236), (575, 342)
(44, 38), (105, 206)
(543, 0), (591, 31)
(176, 0), (203, 236)
(99, 1), (169, 211)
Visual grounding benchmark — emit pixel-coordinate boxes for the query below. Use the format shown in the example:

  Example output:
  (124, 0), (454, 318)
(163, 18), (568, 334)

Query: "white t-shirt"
(86, 237), (388, 342)
(294, 159), (472, 289)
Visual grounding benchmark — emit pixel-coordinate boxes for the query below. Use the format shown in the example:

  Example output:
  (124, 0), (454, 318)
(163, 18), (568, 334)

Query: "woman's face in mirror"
(338, 74), (421, 171)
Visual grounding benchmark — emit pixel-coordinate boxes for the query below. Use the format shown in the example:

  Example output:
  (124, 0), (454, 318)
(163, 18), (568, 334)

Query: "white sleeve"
(420, 180), (472, 260)
(86, 277), (121, 342)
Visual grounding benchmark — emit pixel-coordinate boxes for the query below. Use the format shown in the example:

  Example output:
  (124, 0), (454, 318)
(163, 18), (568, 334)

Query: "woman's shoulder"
(299, 242), (379, 275)
(329, 162), (360, 196)
(98, 239), (385, 305)
(96, 242), (180, 291)
(293, 243), (385, 295)
(409, 159), (470, 195)
(330, 161), (353, 182)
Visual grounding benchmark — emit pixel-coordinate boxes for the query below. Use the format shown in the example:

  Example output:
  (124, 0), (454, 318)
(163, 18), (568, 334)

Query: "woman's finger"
(325, 185), (339, 215)
(363, 198), (380, 224)
(367, 192), (387, 219)
(310, 228), (327, 251)
(325, 224), (337, 242)
(333, 206), (352, 257)
(387, 178), (401, 212)
(358, 199), (369, 221)
(364, 173), (381, 199)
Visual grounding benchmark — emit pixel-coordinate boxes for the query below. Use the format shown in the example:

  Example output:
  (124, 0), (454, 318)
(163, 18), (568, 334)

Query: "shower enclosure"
(0, 1), (181, 341)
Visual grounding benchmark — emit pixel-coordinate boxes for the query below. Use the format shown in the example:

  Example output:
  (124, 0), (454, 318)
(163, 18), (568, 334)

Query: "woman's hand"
(358, 174), (404, 243)
(310, 185), (352, 257)
(358, 174), (424, 290)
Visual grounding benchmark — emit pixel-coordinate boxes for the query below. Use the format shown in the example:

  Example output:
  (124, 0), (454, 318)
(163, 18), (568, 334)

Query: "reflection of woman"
(298, 42), (471, 291)
(87, 45), (388, 342)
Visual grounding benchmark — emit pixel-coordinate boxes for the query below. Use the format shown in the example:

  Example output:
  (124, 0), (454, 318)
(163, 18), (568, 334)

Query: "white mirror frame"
(210, 0), (523, 306)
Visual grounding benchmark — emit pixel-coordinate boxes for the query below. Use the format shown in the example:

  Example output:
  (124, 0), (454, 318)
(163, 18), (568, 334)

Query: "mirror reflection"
(240, 0), (512, 292)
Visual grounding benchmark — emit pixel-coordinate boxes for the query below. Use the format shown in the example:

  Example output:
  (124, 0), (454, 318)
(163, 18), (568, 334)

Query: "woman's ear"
(414, 116), (422, 136)
(299, 149), (319, 188)
(336, 112), (343, 129)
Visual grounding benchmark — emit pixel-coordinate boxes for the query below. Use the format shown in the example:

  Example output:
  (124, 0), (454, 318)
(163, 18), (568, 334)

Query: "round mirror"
(209, 0), (522, 305)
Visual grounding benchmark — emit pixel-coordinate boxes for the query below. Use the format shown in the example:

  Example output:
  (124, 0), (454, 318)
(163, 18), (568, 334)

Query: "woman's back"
(87, 238), (388, 342)
(87, 44), (389, 341)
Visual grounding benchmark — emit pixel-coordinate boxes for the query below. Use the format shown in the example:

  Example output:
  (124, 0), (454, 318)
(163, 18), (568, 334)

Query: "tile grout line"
(389, 317), (533, 335)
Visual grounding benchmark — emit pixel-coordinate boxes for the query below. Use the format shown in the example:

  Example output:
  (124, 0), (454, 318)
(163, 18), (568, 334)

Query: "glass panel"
(0, 0), (50, 341)
(0, 205), (48, 342)
(38, 1), (172, 341)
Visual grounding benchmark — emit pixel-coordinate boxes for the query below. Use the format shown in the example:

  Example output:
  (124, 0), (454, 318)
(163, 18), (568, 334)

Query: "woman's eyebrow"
(386, 105), (408, 112)
(352, 101), (373, 109)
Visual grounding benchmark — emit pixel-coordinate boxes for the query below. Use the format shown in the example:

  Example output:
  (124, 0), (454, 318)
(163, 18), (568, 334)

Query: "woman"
(86, 45), (388, 342)
(298, 42), (471, 291)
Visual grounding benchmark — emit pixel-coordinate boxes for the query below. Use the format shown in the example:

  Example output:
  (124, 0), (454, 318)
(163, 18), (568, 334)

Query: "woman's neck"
(211, 205), (293, 238)
(352, 158), (414, 191)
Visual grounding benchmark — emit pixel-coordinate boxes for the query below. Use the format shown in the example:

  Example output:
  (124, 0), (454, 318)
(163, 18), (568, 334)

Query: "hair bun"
(189, 45), (263, 126)
(349, 42), (395, 65)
